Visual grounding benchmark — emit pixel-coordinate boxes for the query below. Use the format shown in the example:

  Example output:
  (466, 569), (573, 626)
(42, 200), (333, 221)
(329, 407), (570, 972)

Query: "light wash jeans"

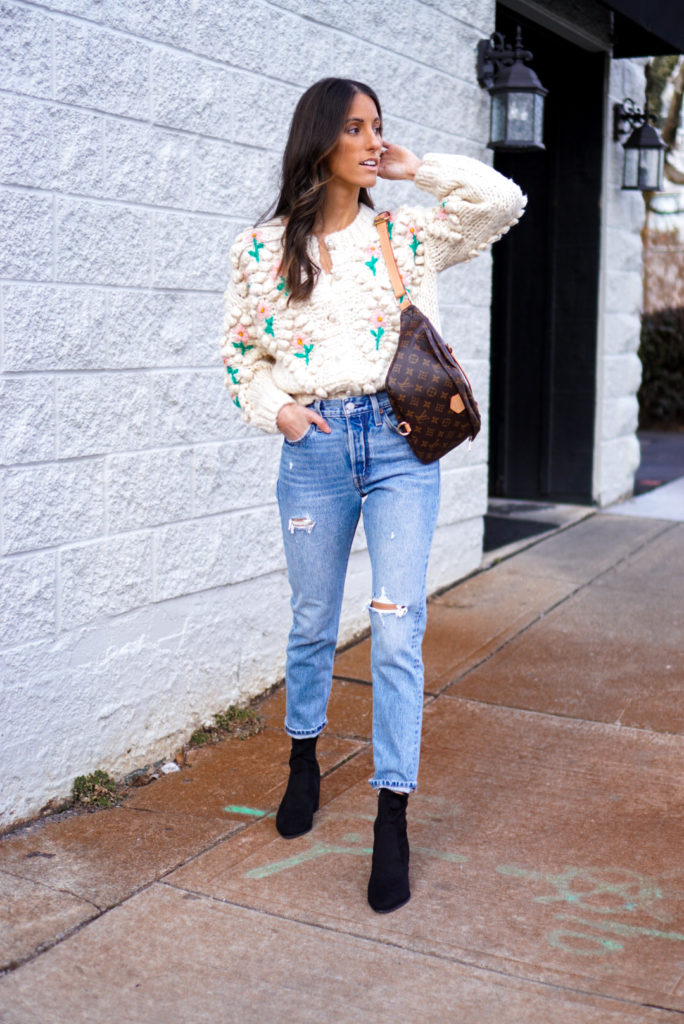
(276, 391), (440, 792)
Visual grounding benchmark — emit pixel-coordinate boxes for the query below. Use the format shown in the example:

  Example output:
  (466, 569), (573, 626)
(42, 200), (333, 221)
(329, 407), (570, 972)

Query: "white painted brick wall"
(2, 0), (638, 829)
(594, 56), (648, 506)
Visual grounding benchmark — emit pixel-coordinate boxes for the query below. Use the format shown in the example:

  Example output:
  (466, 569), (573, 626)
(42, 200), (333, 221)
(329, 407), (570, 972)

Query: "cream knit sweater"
(220, 154), (526, 433)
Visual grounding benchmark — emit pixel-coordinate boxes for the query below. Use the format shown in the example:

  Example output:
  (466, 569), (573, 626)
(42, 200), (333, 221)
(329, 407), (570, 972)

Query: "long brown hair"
(269, 77), (382, 303)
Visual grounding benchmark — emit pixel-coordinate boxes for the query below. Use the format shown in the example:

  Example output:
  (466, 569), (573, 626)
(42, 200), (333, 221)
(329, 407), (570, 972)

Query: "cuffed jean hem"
(284, 719), (327, 739)
(370, 778), (417, 792)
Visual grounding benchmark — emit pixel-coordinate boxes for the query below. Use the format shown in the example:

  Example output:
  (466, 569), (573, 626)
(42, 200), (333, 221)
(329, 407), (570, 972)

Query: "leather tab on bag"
(374, 212), (409, 305)
(450, 393), (465, 414)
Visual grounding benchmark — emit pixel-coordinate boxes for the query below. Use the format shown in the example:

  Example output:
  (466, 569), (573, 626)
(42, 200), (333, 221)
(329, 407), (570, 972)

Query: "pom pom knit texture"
(220, 154), (526, 433)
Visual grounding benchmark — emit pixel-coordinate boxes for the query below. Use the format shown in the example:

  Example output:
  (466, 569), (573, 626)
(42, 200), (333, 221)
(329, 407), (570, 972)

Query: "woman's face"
(327, 92), (383, 190)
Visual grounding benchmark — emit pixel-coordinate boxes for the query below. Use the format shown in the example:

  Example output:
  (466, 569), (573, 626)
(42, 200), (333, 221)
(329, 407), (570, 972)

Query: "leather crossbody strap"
(374, 212), (410, 306)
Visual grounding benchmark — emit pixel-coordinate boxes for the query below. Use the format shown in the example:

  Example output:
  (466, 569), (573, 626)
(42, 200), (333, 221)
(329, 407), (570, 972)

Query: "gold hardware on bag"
(450, 394), (465, 414)
(397, 421), (412, 436)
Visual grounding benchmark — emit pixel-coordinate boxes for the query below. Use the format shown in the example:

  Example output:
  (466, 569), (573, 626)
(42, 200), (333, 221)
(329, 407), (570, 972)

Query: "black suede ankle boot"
(367, 788), (410, 913)
(275, 736), (320, 839)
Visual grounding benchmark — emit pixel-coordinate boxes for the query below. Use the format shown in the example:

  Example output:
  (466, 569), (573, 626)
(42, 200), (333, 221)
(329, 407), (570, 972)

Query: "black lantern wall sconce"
(476, 26), (548, 151)
(613, 99), (667, 192)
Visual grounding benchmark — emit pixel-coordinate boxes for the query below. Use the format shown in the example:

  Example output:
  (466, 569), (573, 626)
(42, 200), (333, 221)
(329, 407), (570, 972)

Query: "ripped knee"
(288, 515), (315, 534)
(369, 587), (408, 618)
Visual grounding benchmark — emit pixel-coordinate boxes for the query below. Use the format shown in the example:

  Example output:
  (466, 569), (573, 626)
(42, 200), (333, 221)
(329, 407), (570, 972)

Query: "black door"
(489, 7), (606, 502)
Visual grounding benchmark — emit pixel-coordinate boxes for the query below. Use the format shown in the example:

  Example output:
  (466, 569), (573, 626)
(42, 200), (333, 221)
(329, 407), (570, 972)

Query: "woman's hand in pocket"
(276, 402), (330, 442)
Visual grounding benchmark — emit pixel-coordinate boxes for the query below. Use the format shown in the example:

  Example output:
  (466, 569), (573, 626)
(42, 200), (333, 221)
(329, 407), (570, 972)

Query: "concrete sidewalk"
(1, 506), (683, 1022)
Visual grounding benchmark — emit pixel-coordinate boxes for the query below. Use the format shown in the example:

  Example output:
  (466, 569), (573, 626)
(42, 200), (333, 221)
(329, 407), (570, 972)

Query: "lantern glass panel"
(507, 91), (535, 142)
(638, 148), (662, 190)
(623, 147), (638, 189)
(533, 93), (545, 146)
(491, 93), (506, 144)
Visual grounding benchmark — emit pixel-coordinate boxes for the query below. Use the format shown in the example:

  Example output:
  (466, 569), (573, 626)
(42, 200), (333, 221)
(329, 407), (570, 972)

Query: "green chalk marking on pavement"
(246, 840), (373, 879)
(224, 805), (267, 817)
(560, 913), (684, 944)
(246, 837), (463, 880)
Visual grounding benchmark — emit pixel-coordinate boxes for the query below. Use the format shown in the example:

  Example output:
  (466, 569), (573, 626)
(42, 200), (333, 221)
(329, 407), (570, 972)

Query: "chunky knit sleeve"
(220, 231), (294, 433)
(406, 153), (526, 273)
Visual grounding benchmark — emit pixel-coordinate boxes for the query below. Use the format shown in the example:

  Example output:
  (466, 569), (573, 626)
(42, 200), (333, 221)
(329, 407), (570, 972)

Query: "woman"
(221, 77), (525, 913)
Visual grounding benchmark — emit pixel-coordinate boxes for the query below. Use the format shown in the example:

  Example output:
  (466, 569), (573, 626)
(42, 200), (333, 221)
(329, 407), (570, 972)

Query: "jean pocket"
(283, 423), (316, 446)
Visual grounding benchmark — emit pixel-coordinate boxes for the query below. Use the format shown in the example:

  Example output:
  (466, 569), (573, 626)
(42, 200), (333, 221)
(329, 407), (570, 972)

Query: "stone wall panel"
(106, 448), (194, 532)
(104, 122), (193, 209)
(0, 189), (53, 279)
(59, 533), (154, 630)
(0, 551), (57, 647)
(55, 198), (152, 286)
(107, 291), (194, 369)
(56, 373), (151, 458)
(2, 459), (105, 554)
(0, 377), (56, 464)
(3, 285), (107, 371)
(150, 49), (232, 137)
(54, 19), (150, 119)
(0, 1), (53, 99)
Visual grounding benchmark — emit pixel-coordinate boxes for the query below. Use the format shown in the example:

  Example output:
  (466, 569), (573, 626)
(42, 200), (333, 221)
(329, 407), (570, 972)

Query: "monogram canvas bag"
(374, 211), (481, 463)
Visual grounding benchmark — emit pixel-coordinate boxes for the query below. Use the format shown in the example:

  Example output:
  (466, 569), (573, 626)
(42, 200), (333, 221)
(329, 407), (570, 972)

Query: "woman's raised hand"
(378, 142), (422, 181)
(276, 402), (331, 442)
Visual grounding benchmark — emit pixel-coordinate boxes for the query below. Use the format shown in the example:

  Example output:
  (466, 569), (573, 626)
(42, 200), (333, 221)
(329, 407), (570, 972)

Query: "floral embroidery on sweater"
(256, 301), (276, 338)
(369, 310), (386, 350)
(232, 324), (254, 357)
(364, 241), (381, 275)
(408, 225), (421, 261)
(248, 231), (264, 262)
(292, 335), (314, 364)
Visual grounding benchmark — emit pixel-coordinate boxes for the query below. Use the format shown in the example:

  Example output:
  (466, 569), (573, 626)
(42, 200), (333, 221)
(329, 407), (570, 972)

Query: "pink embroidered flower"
(364, 242), (381, 276)
(369, 310), (386, 350)
(247, 231), (264, 262)
(407, 223), (421, 260)
(255, 302), (275, 337)
(292, 335), (314, 365)
(232, 324), (254, 356)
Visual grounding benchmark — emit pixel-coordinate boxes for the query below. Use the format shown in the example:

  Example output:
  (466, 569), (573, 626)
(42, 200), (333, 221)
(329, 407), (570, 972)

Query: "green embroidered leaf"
(248, 237), (264, 262)
(370, 327), (385, 350)
(410, 233), (420, 260)
(365, 255), (378, 275)
(264, 316), (275, 337)
(232, 341), (254, 356)
(294, 343), (313, 365)
(226, 366), (240, 385)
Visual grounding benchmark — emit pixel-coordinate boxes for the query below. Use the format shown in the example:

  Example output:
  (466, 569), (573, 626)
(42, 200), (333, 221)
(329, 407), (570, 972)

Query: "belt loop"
(370, 391), (382, 426)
